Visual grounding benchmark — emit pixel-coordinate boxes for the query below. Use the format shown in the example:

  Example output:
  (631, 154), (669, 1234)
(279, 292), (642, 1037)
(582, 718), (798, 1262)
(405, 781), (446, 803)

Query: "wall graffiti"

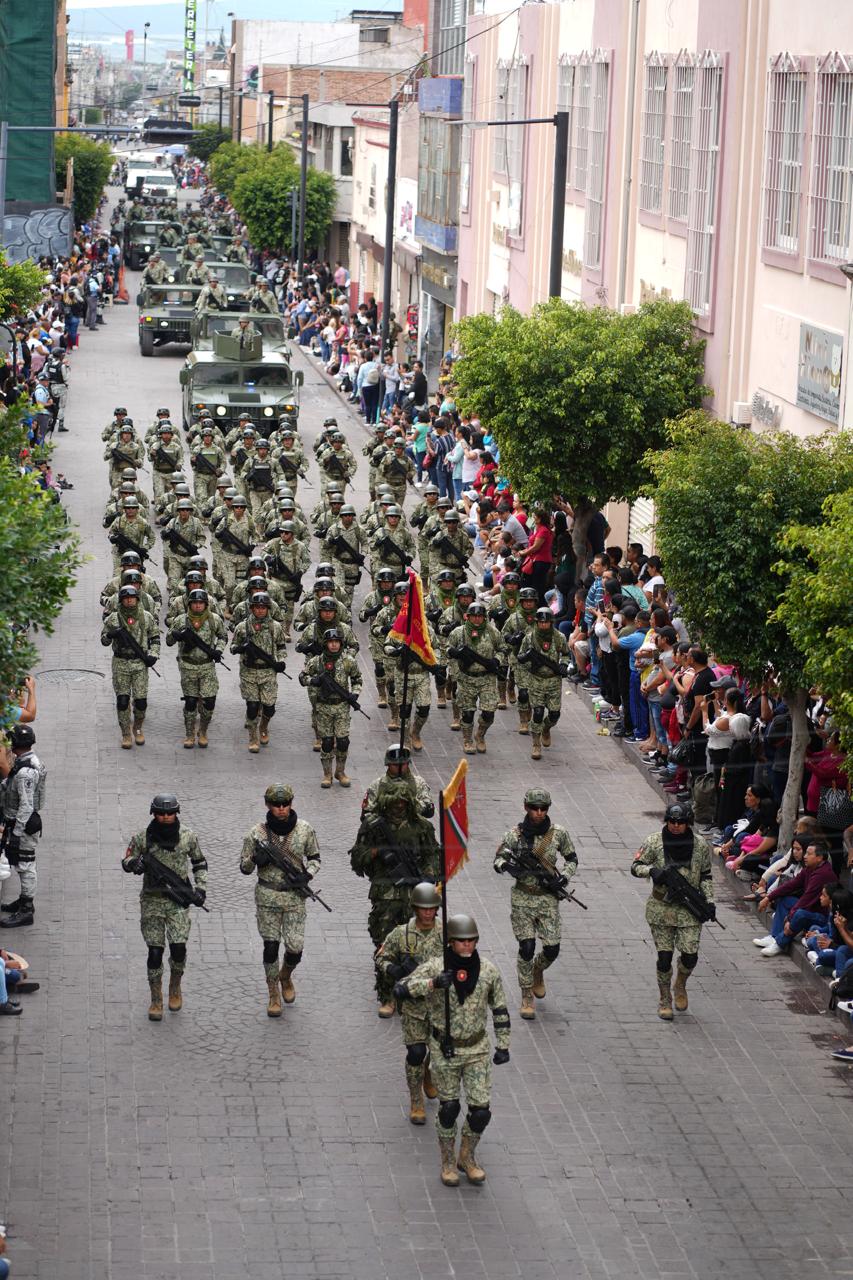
(2, 206), (73, 265)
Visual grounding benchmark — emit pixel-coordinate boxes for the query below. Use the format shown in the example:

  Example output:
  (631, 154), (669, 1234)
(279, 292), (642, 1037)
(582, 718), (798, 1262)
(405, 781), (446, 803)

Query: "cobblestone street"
(2, 278), (853, 1280)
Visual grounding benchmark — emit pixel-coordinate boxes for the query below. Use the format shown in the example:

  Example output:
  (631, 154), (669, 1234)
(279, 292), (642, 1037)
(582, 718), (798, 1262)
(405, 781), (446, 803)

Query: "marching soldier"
(294, 597), (358, 666)
(273, 425), (308, 494)
(517, 609), (571, 760)
(318, 431), (356, 494)
(103, 568), (156, 620)
(630, 802), (715, 1021)
(101, 549), (161, 611)
(101, 585), (159, 748)
(362, 746), (435, 819)
(379, 437), (415, 506)
(148, 422), (184, 500)
(239, 784), (321, 1017)
(437, 580), (476, 730)
(213, 492), (257, 611)
(348, 785), (440, 1015)
(312, 491), (345, 542)
(428, 509), (471, 585)
(108, 496), (155, 571)
(189, 425), (227, 504)
(397, 914), (511, 1186)
(165, 588), (228, 748)
(447, 602), (505, 754)
(0, 725), (47, 931)
(298, 629), (362, 788)
(382, 587), (437, 750)
(231, 592), (287, 752)
(493, 788), (578, 1019)
(101, 406), (131, 444)
(230, 575), (286, 631)
(322, 503), (367, 603)
(368, 505), (415, 582)
(145, 407), (174, 447)
(487, 569), (521, 707)
(410, 482), (440, 587)
(424, 568), (457, 709)
(364, 421), (388, 498)
(376, 882), (443, 1124)
(292, 574), (349, 633)
(263, 523), (309, 639)
(502, 587), (540, 734)
(162, 498), (206, 589)
(240, 439), (283, 525)
(121, 795), (207, 1021)
(105, 422), (145, 490)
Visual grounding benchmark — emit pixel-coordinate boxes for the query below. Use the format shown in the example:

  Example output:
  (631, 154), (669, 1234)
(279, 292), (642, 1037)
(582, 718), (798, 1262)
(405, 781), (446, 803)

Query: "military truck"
(137, 283), (204, 356)
(124, 220), (167, 270)
(179, 331), (303, 431)
(195, 261), (253, 308)
(191, 310), (288, 354)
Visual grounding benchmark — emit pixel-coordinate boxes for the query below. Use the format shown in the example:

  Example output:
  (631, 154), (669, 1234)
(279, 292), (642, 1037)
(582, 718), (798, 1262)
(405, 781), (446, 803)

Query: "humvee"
(124, 220), (167, 270)
(191, 310), (288, 354)
(179, 331), (303, 431)
(137, 283), (204, 356)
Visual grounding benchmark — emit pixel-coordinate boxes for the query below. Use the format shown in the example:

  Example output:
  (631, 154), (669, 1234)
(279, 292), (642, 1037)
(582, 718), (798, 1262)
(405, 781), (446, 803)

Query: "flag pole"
(438, 789), (454, 1058)
(398, 572), (414, 754)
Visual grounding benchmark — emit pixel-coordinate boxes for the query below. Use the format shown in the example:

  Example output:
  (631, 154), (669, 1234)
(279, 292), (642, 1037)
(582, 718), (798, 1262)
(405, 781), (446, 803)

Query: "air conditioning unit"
(619, 303), (636, 316)
(731, 401), (752, 426)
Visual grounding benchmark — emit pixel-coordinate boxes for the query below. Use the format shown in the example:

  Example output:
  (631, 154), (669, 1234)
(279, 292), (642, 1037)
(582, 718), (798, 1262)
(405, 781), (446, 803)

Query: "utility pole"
(236, 92), (243, 144)
(291, 188), (297, 258)
(548, 110), (570, 300)
(297, 92), (308, 282)
(380, 97), (399, 357)
(218, 86), (223, 132)
(267, 89), (274, 152)
(142, 22), (150, 108)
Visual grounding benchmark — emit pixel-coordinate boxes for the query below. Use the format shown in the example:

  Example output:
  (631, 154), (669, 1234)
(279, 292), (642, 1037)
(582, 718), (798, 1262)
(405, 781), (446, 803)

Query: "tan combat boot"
(387, 706), (400, 731)
(148, 975), (163, 1022)
(321, 757), (334, 788)
(457, 1134), (486, 1184)
(267, 975), (282, 1017)
(258, 715), (271, 746)
(436, 682), (447, 709)
(376, 679), (388, 708)
(132, 718), (145, 746)
(279, 964), (296, 1004)
(531, 733), (542, 760)
(497, 680), (508, 710)
(439, 1137), (460, 1187)
(121, 728), (133, 750)
(507, 674), (517, 704)
(518, 706), (531, 735)
(168, 969), (183, 1012)
(673, 964), (690, 1012)
(407, 1071), (426, 1125)
(532, 963), (546, 999)
(475, 719), (488, 753)
(411, 716), (426, 751)
(462, 725), (476, 754)
(423, 1064), (438, 1100)
(377, 998), (395, 1019)
(450, 701), (461, 730)
(520, 988), (535, 1020)
(197, 720), (210, 749)
(657, 971), (674, 1021)
(334, 754), (351, 787)
(183, 712), (196, 749)
(247, 722), (260, 753)
(542, 724), (552, 748)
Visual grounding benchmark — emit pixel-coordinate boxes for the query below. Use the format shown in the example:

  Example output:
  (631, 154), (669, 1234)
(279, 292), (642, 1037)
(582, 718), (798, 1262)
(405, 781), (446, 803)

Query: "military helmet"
(185, 571), (204, 587)
(535, 607), (552, 623)
(411, 882), (442, 910)
(664, 802), (694, 825)
(455, 582), (475, 599)
(114, 406), (128, 416)
(326, 488), (344, 500)
(502, 572), (521, 588)
(119, 481), (135, 494)
(264, 784), (294, 806)
(436, 569), (456, 584)
(392, 438), (405, 449)
(238, 411), (252, 422)
(121, 570), (142, 589)
(120, 550), (141, 568)
(316, 563), (335, 577)
(256, 438), (271, 450)
(250, 591), (271, 608)
(188, 555), (208, 571)
(170, 470), (185, 484)
(322, 627), (342, 645)
(157, 422), (173, 434)
(385, 505), (401, 518)
(278, 498), (296, 511)
(174, 484), (191, 497)
(340, 504), (357, 517)
(323, 417), (338, 428)
(444, 510), (460, 523)
(247, 556), (266, 573)
(156, 407), (171, 417)
(422, 483), (439, 496)
(242, 426), (256, 438)
(329, 494), (344, 506)
(9, 724), (35, 751)
(519, 587), (539, 603)
(465, 603), (486, 619)
(150, 794), (180, 815)
(223, 487), (238, 500)
(279, 520), (296, 534)
(393, 580), (409, 596)
(376, 567), (396, 584)
(524, 787), (552, 809)
(122, 496), (140, 508)
(331, 431), (345, 443)
(215, 476), (230, 490)
(314, 576), (335, 593)
(385, 745), (411, 766)
(118, 585), (139, 601)
(247, 575), (267, 592)
(231, 494), (247, 508)
(436, 496), (452, 509)
(201, 424), (214, 437)
(317, 596), (337, 612)
(187, 588), (209, 605)
(121, 466), (137, 480)
(447, 913), (479, 942)
(384, 429), (396, 440)
(176, 498), (194, 511)
(118, 423), (134, 435)
(376, 483), (393, 496)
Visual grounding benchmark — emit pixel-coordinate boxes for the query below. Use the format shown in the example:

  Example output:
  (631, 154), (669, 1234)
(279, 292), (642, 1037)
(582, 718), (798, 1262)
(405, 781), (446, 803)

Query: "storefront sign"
(183, 0), (197, 92)
(797, 322), (842, 424)
(421, 245), (456, 307)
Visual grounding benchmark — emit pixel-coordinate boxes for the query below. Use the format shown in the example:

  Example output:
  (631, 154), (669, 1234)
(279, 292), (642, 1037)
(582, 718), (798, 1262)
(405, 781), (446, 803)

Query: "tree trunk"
(570, 499), (595, 585)
(778, 685), (809, 852)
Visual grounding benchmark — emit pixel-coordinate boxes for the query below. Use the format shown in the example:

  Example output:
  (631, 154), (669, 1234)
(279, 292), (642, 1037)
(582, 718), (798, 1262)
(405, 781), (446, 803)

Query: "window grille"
(763, 54), (806, 252)
(494, 58), (528, 236)
(574, 56), (592, 189)
(810, 52), (853, 263)
(639, 55), (667, 212)
(584, 54), (609, 269)
(668, 54), (696, 220)
(556, 55), (575, 192)
(460, 58), (474, 213)
(685, 53), (723, 316)
(436, 0), (465, 76)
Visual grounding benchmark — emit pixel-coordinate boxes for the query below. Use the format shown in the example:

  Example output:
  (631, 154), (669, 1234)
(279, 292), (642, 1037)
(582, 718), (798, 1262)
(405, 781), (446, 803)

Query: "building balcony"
(414, 216), (457, 255)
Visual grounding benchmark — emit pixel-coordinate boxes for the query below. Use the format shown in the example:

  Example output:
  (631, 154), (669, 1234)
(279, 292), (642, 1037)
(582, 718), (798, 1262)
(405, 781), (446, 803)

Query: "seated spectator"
(745, 827), (813, 901)
(754, 838), (837, 956)
(716, 783), (776, 865)
(803, 886), (853, 973)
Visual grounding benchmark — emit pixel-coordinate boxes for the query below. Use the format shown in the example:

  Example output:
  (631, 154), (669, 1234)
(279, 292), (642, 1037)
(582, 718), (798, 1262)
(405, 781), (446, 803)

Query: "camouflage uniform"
(240, 453), (285, 526)
(322, 519), (367, 600)
(494, 820), (577, 993)
(122, 823), (207, 984)
(410, 495), (440, 587)
(368, 522), (415, 583)
(165, 609), (228, 741)
(362, 770), (435, 819)
(108, 512), (155, 571)
(487, 584), (521, 704)
(377, 914), (443, 1107)
(382, 624), (437, 748)
(101, 606), (160, 741)
(105, 435), (145, 490)
(240, 815), (321, 988)
(502, 604), (538, 732)
(230, 589), (285, 632)
(424, 582), (457, 707)
(299, 649), (362, 783)
(631, 831), (713, 960)
(428, 524), (472, 585)
(517, 627), (570, 754)
(0, 745), (47, 916)
(214, 510), (258, 607)
(447, 619), (506, 751)
(231, 613), (287, 745)
(379, 447), (415, 506)
(274, 443), (308, 494)
(348, 788), (440, 1002)
(148, 435), (184, 500)
(262, 537), (310, 634)
(318, 443), (356, 494)
(163, 514), (206, 589)
(190, 441), (227, 503)
(101, 570), (161, 611)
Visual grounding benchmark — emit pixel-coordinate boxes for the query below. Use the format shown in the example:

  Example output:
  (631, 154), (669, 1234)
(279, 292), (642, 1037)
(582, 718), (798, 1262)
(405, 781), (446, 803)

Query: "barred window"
(685, 54), (723, 316)
(460, 58), (475, 214)
(668, 56), (695, 221)
(763, 55), (806, 253)
(436, 0), (465, 77)
(584, 54), (609, 269)
(639, 56), (667, 213)
(368, 163), (377, 213)
(494, 59), (528, 236)
(574, 57), (592, 190)
(418, 116), (460, 224)
(811, 53), (853, 264)
(556, 56), (575, 193)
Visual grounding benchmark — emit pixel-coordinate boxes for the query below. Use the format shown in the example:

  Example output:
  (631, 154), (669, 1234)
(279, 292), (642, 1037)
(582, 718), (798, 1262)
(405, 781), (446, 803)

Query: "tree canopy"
(0, 251), (47, 323)
(190, 123), (231, 164)
(55, 134), (113, 224)
(452, 298), (707, 572)
(208, 141), (336, 255)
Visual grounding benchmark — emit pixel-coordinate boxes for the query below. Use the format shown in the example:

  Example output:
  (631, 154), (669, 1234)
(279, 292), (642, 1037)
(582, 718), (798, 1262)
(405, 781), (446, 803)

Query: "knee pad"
(531, 705), (546, 724)
(146, 945), (165, 970)
(169, 943), (187, 964)
(434, 666), (447, 685)
(461, 710), (475, 725)
(518, 689), (529, 706)
(261, 702), (275, 719)
(438, 1099), (461, 1129)
(480, 710), (495, 726)
(262, 940), (280, 965)
(518, 938), (536, 961)
(203, 696), (217, 713)
(416, 704), (430, 719)
(245, 700), (260, 720)
(321, 736), (334, 754)
(336, 736), (350, 753)
(116, 694), (130, 711)
(542, 943), (560, 963)
(548, 709), (561, 726)
(406, 1042), (427, 1067)
(467, 1106), (491, 1134)
(680, 952), (699, 971)
(134, 697), (147, 712)
(374, 661), (385, 679)
(284, 949), (302, 968)
(183, 696), (198, 712)
(656, 950), (674, 973)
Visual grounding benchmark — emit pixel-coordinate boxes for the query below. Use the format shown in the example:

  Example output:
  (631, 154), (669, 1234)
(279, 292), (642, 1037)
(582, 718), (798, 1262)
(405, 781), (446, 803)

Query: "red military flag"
(440, 759), (469, 882)
(388, 567), (436, 667)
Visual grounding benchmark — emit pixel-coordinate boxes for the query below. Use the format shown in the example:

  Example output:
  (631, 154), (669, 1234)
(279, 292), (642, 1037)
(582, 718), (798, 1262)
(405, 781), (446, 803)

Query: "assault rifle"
(192, 451), (219, 476)
(267, 556), (303, 592)
(433, 535), (469, 568)
(111, 445), (140, 470)
(216, 526), (254, 558)
(490, 605), (510, 628)
(111, 529), (157, 566)
(517, 647), (569, 679)
(233, 636), (292, 679)
(177, 626), (231, 670)
(107, 625), (161, 676)
(385, 457), (409, 479)
(329, 535), (365, 567)
(165, 525), (200, 558)
(246, 464), (274, 492)
(141, 844), (208, 910)
(374, 536), (411, 571)
(655, 865), (722, 927)
(502, 845), (588, 909)
(153, 445), (177, 472)
(253, 839), (332, 912)
(311, 668), (370, 719)
(448, 644), (502, 676)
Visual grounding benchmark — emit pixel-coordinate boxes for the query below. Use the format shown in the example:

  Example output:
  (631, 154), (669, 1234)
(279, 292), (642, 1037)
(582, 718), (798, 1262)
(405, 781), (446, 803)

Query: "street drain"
(34, 668), (105, 686)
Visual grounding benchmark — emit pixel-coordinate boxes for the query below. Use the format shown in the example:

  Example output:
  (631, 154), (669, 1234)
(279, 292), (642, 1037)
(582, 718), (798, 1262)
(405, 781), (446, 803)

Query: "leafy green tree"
(647, 414), (853, 845)
(452, 298), (707, 575)
(190, 123), (231, 164)
(55, 134), (113, 224)
(0, 251), (46, 324)
(207, 141), (266, 197)
(0, 407), (81, 721)
(229, 147), (336, 255)
(82, 107), (103, 125)
(776, 489), (853, 772)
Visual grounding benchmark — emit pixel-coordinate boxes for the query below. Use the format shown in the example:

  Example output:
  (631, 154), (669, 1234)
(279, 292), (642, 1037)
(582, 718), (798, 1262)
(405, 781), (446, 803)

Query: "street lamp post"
(142, 23), (150, 104)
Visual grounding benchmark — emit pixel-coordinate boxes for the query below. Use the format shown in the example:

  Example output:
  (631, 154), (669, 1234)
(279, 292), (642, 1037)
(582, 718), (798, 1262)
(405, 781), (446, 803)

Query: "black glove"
(308, 674), (323, 687)
(391, 980), (409, 1002)
(558, 663), (571, 677)
(274, 661), (287, 674)
(295, 640), (310, 653)
(432, 969), (455, 990)
(192, 888), (206, 907)
(556, 874), (569, 890)
(232, 643), (247, 654)
(706, 902), (716, 920)
(447, 645), (463, 659)
(253, 846), (271, 868)
(386, 961), (407, 981)
(649, 866), (666, 885)
(144, 654), (158, 668)
(212, 649), (223, 662)
(493, 1048), (510, 1066)
(6, 836), (20, 867)
(123, 854), (144, 875)
(501, 862), (521, 878)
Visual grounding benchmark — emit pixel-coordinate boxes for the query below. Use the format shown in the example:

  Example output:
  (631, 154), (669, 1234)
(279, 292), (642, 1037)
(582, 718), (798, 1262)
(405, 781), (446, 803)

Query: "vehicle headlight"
(143, 315), (153, 322)
(283, 404), (295, 413)
(143, 243), (151, 250)
(227, 294), (235, 301)
(263, 407), (273, 417)
(160, 320), (169, 327)
(216, 405), (227, 416)
(167, 275), (175, 283)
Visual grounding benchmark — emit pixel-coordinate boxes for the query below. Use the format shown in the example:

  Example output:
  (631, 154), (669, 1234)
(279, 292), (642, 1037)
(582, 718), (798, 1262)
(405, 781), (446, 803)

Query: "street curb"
(569, 680), (850, 1031)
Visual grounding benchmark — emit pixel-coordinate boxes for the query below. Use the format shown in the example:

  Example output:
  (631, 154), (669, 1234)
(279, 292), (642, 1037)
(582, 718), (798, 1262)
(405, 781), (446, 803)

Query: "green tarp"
(0, 0), (57, 202)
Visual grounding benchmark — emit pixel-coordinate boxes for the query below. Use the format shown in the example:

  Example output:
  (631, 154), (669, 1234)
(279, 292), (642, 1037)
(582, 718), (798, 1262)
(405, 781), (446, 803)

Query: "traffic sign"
(178, 94), (202, 107)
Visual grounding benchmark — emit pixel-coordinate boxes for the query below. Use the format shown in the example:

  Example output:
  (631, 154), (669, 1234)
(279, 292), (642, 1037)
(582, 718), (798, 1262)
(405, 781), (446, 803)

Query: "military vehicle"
(137, 283), (204, 356)
(124, 220), (167, 270)
(191, 310), (288, 354)
(179, 331), (303, 430)
(193, 261), (253, 308)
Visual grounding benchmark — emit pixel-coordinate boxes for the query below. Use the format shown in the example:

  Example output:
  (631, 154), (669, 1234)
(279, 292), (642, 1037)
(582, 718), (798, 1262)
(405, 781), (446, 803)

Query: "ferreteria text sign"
(797, 321), (842, 424)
